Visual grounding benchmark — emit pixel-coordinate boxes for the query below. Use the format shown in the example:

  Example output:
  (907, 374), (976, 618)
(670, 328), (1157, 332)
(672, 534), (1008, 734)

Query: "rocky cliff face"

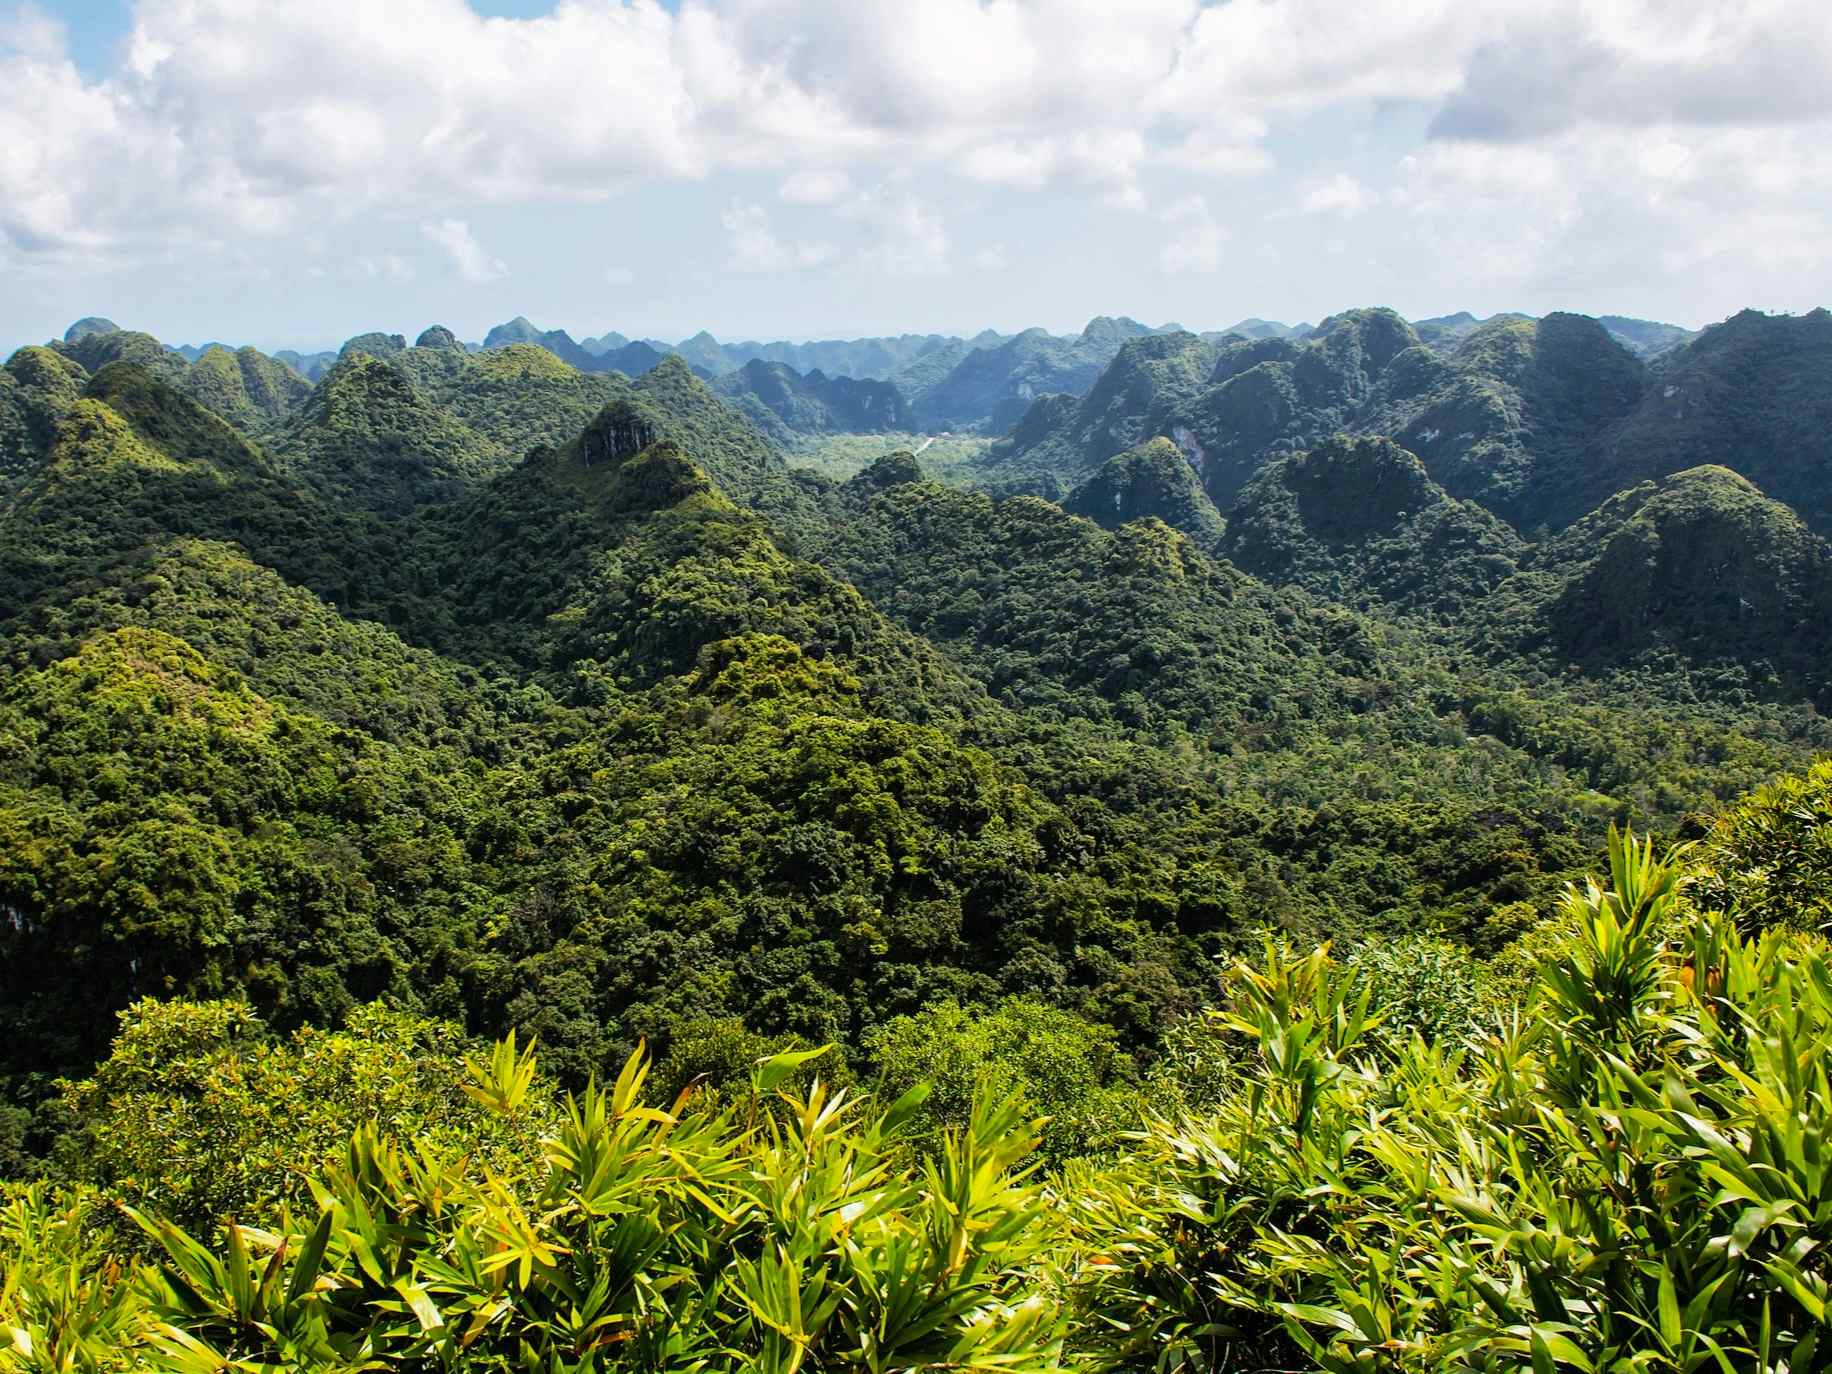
(578, 399), (662, 468)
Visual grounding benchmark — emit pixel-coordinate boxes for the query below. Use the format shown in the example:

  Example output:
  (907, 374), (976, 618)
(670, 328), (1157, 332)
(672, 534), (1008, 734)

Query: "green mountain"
(1485, 465), (1832, 700)
(986, 309), (1652, 528)
(812, 467), (1387, 736)
(338, 331), (407, 359)
(714, 359), (910, 443)
(983, 331), (1222, 491)
(389, 339), (625, 458)
(7, 300), (1832, 1287)
(1576, 308), (1832, 534)
(180, 344), (313, 433)
(0, 346), (89, 496)
(275, 350), (503, 515)
(1377, 312), (1646, 525)
(910, 319), (1152, 432)
(52, 327), (189, 384)
(672, 330), (732, 376)
(1061, 436), (1227, 547)
(1411, 310), (1535, 350)
(725, 330), (969, 380)
(1599, 314), (1698, 358)
(62, 316), (120, 344)
(1220, 434), (1525, 617)
(482, 316), (603, 371)
(273, 347), (338, 381)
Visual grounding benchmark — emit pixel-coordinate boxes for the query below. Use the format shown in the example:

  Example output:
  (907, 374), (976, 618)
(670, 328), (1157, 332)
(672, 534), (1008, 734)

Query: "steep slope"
(714, 359), (910, 443)
(274, 348), (338, 381)
(627, 356), (806, 510)
(911, 319), (1146, 432)
(0, 363), (392, 615)
(421, 396), (984, 720)
(0, 346), (89, 496)
(52, 328), (188, 385)
(1599, 315), (1697, 359)
(338, 331), (408, 360)
(1582, 309), (1832, 535)
(276, 351), (501, 515)
(1412, 311), (1535, 351)
(181, 345), (313, 432)
(1220, 435), (1525, 618)
(987, 309), (1650, 529)
(390, 341), (626, 458)
(1375, 313), (1646, 526)
(1485, 465), (1832, 699)
(725, 331), (966, 380)
(673, 331), (732, 376)
(1213, 318), (1311, 342)
(62, 317), (119, 344)
(596, 340), (670, 377)
(482, 316), (601, 371)
(983, 331), (1223, 492)
(1062, 437), (1226, 547)
(816, 470), (1386, 736)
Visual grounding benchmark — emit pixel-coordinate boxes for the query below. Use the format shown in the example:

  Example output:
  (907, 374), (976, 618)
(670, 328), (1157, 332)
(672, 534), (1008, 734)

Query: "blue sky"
(5, 0), (1830, 354)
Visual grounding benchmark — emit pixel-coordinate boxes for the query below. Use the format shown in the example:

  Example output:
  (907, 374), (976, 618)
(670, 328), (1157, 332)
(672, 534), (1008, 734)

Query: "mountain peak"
(849, 449), (926, 490)
(414, 325), (463, 351)
(64, 317), (121, 345)
(577, 398), (663, 469)
(1063, 436), (1225, 546)
(339, 331), (406, 359)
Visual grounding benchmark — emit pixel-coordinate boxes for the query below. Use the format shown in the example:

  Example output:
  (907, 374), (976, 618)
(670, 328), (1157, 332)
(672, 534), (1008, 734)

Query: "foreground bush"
(1062, 828), (1832, 1370)
(6, 825), (1832, 1371)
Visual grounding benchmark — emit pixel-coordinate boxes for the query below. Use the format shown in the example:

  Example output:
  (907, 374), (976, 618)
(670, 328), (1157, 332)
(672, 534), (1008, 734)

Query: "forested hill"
(0, 299), (1827, 1212)
(4, 299), (1832, 1365)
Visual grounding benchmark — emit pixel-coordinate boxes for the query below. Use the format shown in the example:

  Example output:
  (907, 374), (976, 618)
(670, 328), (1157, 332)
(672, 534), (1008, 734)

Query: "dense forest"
(1, 304), (1829, 1370)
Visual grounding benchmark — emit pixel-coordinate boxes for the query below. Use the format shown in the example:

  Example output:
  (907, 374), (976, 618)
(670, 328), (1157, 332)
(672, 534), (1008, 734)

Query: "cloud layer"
(2, 0), (1828, 328)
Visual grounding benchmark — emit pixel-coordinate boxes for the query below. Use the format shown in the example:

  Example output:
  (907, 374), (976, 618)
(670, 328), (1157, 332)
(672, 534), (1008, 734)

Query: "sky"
(3, 0), (1830, 354)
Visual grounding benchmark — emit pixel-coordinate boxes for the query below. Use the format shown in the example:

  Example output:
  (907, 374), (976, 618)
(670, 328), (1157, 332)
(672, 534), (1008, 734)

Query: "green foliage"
(108, 1041), (1064, 1373)
(1061, 437), (1226, 548)
(911, 319), (1149, 432)
(4, 831), (1832, 1371)
(714, 360), (910, 444)
(1061, 830), (1832, 1372)
(1483, 464), (1832, 703)
(1221, 434), (1525, 618)
(866, 998), (1135, 1161)
(0, 347), (88, 497)
(180, 345), (311, 434)
(56, 1000), (551, 1233)
(0, 1183), (139, 1373)
(1693, 756), (1832, 933)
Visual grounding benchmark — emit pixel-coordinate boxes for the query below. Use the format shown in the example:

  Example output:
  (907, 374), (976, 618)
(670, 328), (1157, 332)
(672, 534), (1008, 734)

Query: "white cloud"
(961, 131), (1144, 189)
(842, 189), (950, 277)
(721, 198), (833, 272)
(0, 2), (64, 60)
(0, 0), (1827, 327)
(1159, 194), (1225, 275)
(1303, 173), (1370, 215)
(421, 218), (504, 283)
(779, 168), (851, 205)
(603, 265), (636, 287)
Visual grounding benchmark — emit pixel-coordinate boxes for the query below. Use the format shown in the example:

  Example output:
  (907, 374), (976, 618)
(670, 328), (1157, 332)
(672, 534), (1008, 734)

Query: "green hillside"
(1061, 436), (1227, 547)
(3, 301), (1832, 1374)
(1220, 434), (1525, 617)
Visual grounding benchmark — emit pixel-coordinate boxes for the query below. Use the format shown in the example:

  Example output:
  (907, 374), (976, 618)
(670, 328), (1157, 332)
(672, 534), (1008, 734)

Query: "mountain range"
(87, 308), (1696, 445)
(2, 293), (1829, 1187)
